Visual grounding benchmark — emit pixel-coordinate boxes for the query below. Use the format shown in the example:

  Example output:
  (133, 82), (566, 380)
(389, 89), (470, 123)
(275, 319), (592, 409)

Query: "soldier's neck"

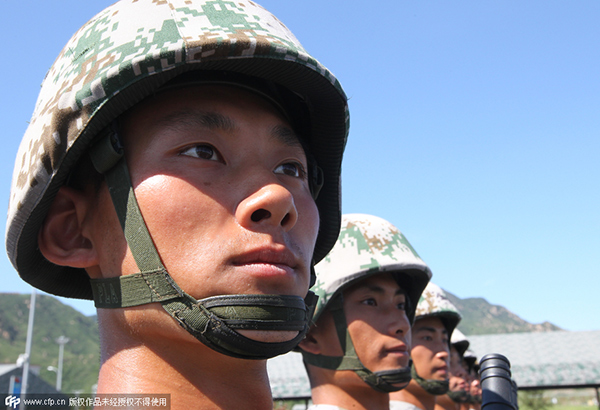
(95, 308), (273, 410)
(390, 381), (435, 410)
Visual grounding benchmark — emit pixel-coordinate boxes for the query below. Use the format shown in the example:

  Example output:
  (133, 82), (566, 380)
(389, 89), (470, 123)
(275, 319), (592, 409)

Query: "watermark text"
(3, 394), (170, 409)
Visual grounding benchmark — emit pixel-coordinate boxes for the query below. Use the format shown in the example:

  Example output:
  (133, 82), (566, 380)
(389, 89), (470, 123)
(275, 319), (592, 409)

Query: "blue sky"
(1, 1), (599, 332)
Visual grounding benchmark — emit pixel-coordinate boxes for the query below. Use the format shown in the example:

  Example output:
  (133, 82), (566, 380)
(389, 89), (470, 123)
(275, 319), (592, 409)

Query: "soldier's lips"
(386, 345), (409, 356)
(433, 365), (449, 377)
(233, 262), (295, 277)
(231, 247), (301, 279)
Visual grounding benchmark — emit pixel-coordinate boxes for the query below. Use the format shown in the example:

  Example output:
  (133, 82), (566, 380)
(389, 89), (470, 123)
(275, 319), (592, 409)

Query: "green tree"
(519, 390), (552, 410)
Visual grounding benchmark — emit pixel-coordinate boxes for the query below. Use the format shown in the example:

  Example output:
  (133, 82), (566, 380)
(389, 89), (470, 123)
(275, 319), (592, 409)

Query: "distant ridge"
(444, 289), (562, 335)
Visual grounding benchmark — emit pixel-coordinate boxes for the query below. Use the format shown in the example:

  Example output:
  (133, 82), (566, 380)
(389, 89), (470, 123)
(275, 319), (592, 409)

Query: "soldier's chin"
(393, 380), (411, 390)
(237, 329), (299, 343)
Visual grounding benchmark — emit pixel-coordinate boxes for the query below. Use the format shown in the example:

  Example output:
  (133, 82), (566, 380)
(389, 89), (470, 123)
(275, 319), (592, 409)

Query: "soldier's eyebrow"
(152, 110), (304, 150)
(414, 326), (437, 334)
(155, 110), (236, 132)
(414, 326), (448, 336)
(347, 282), (407, 297)
(270, 124), (303, 149)
(362, 284), (386, 294)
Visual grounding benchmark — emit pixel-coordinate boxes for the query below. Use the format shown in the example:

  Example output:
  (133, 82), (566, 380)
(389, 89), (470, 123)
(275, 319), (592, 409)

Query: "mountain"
(445, 289), (562, 335)
(0, 290), (562, 394)
(0, 293), (99, 394)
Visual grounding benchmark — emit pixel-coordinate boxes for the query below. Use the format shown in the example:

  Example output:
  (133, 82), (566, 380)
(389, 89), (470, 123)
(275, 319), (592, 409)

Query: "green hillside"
(446, 290), (562, 335)
(0, 293), (99, 393)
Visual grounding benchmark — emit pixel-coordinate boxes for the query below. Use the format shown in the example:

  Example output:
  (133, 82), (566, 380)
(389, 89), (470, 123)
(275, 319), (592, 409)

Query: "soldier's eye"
(180, 144), (223, 162)
(274, 161), (307, 179)
(361, 298), (377, 307)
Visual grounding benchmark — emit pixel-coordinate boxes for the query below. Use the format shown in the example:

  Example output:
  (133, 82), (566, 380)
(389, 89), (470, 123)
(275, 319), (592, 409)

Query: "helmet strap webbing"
(87, 126), (316, 359)
(411, 363), (450, 395)
(447, 389), (469, 403)
(302, 294), (411, 392)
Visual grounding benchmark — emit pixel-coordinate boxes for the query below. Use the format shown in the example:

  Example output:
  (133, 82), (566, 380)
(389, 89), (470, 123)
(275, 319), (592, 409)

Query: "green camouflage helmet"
(6, 0), (349, 300)
(410, 283), (461, 395)
(415, 282), (462, 338)
(312, 213), (432, 325)
(302, 214), (431, 392)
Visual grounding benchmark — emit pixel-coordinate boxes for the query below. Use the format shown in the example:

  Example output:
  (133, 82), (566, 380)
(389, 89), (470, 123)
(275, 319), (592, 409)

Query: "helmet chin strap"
(447, 389), (469, 403)
(301, 294), (411, 393)
(410, 363), (450, 395)
(87, 126), (317, 360)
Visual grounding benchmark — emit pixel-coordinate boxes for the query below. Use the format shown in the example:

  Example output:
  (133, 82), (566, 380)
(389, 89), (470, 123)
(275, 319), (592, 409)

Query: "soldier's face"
(307, 273), (412, 388)
(448, 346), (469, 393)
(343, 273), (412, 378)
(469, 374), (482, 399)
(88, 85), (318, 341)
(410, 317), (450, 381)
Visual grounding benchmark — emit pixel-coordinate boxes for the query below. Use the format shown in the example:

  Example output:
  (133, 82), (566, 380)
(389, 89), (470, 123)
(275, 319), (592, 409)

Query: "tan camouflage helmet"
(415, 282), (462, 338)
(311, 213), (432, 324)
(6, 0), (349, 300)
(451, 328), (470, 358)
(463, 349), (479, 373)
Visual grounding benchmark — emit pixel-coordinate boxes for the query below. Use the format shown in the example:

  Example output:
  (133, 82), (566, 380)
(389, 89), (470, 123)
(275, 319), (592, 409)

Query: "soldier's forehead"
(120, 85), (303, 148)
(344, 272), (406, 292)
(414, 316), (445, 329)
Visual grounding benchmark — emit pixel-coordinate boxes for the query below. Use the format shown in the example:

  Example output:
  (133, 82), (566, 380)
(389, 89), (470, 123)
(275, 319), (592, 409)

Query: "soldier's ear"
(298, 332), (321, 354)
(38, 186), (98, 268)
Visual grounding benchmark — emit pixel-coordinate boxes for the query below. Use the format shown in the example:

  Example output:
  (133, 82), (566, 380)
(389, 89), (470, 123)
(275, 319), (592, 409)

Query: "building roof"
(0, 364), (68, 399)
(267, 330), (600, 399)
(0, 364), (19, 376)
(468, 330), (600, 389)
(0, 364), (40, 376)
(267, 351), (310, 399)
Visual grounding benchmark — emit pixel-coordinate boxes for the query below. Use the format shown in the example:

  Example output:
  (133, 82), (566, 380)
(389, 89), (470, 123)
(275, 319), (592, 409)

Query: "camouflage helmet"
(302, 214), (431, 392)
(463, 349), (479, 373)
(415, 282), (462, 338)
(312, 213), (432, 325)
(6, 0), (349, 300)
(451, 328), (470, 358)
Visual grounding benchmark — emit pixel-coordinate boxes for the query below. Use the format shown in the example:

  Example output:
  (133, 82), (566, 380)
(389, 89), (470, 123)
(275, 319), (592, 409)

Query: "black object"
(480, 353), (519, 410)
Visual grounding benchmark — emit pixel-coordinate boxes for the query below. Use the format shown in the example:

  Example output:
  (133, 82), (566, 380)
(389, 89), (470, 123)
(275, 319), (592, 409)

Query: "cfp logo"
(5, 395), (20, 409)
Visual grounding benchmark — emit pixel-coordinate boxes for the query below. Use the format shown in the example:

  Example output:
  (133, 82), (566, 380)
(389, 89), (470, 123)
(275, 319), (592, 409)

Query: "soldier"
(298, 214), (431, 410)
(390, 283), (462, 410)
(435, 329), (471, 410)
(6, 1), (348, 409)
(463, 351), (482, 410)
